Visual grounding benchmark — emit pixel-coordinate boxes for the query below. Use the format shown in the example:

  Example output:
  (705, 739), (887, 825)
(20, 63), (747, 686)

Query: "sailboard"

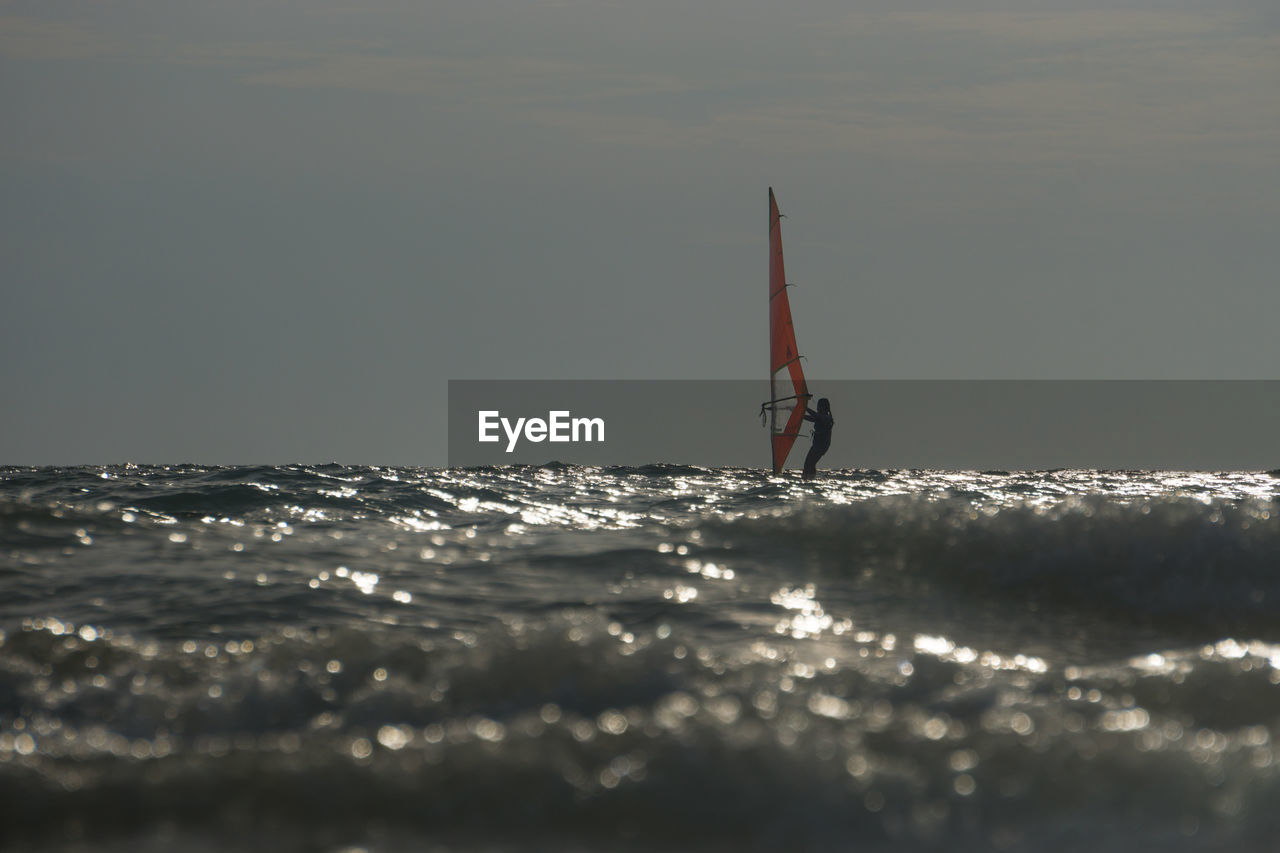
(762, 187), (811, 475)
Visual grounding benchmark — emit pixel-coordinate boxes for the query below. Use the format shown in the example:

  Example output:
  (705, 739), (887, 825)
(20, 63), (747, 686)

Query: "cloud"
(0, 16), (123, 61)
(5, 4), (1276, 173)
(710, 8), (1280, 168)
(240, 53), (689, 104)
(842, 9), (1235, 44)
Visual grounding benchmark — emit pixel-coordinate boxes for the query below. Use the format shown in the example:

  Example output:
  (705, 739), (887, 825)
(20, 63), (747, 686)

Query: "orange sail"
(766, 187), (811, 474)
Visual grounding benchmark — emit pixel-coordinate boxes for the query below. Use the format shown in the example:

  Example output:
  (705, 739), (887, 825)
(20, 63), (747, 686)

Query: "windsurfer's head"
(817, 398), (830, 413)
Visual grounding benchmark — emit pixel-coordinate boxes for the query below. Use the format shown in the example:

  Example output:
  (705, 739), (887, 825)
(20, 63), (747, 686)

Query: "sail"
(766, 187), (811, 474)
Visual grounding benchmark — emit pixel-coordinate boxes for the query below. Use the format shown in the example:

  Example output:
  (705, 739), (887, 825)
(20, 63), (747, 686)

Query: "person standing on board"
(802, 398), (834, 479)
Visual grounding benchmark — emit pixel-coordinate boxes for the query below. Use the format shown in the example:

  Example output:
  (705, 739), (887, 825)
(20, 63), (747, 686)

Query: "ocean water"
(2, 464), (1280, 852)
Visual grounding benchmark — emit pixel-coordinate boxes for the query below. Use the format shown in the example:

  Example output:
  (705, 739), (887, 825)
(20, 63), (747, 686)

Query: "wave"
(712, 495), (1280, 637)
(5, 611), (1280, 852)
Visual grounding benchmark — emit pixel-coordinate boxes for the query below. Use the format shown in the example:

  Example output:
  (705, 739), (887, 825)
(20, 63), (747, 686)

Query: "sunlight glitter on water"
(4, 464), (1280, 851)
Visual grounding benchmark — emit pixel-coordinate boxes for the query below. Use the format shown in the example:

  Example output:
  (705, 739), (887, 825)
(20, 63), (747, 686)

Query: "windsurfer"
(802, 398), (833, 479)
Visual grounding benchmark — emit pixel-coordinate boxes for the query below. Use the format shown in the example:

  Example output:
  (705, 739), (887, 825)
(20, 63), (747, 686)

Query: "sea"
(2, 464), (1280, 852)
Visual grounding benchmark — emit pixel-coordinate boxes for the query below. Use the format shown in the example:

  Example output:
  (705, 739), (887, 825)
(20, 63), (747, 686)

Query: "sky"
(3, 0), (1278, 465)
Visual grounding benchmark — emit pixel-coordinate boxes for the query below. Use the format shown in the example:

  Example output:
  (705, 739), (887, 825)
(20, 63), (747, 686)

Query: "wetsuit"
(802, 406), (834, 479)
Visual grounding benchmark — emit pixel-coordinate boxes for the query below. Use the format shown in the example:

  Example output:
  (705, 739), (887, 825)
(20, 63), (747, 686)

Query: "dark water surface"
(3, 464), (1280, 851)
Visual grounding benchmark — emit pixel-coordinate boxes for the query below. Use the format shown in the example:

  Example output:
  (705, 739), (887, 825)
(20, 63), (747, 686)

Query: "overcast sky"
(3, 1), (1278, 465)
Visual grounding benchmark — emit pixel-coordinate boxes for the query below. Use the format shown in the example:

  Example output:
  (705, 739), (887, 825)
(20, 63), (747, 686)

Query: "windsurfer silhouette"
(802, 398), (833, 479)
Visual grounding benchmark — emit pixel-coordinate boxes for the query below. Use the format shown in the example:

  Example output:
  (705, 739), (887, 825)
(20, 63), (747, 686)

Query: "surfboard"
(762, 187), (811, 475)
